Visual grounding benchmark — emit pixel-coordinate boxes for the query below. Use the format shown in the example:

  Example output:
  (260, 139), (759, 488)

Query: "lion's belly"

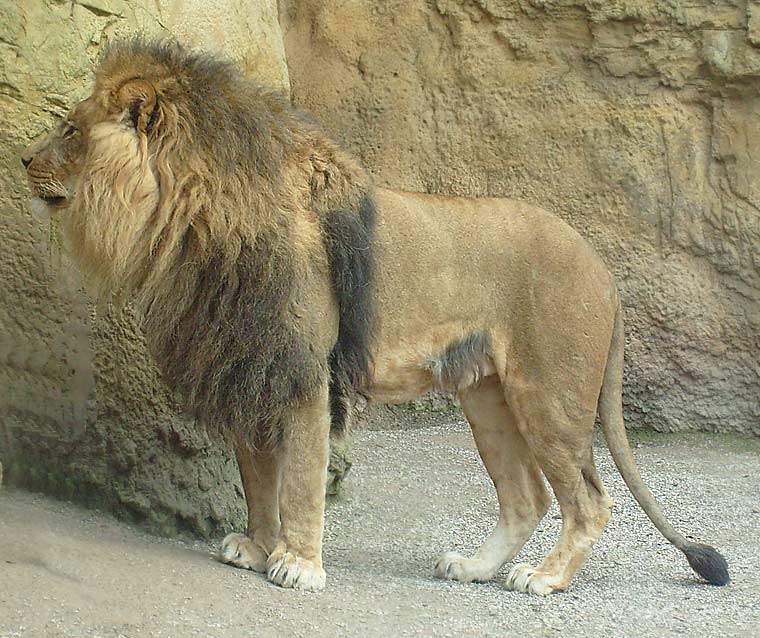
(368, 347), (438, 404)
(367, 188), (527, 403)
(368, 325), (497, 404)
(366, 187), (617, 405)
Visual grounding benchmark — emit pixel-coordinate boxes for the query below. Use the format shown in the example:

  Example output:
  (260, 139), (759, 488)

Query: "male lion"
(22, 39), (729, 594)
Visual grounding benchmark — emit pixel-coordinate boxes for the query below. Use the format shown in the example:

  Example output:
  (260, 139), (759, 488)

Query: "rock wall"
(1, 0), (758, 539)
(0, 0), (289, 537)
(280, 0), (759, 435)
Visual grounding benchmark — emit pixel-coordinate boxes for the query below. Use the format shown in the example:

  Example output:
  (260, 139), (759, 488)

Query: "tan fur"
(22, 40), (728, 595)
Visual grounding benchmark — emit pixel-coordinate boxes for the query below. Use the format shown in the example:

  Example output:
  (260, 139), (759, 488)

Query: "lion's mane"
(67, 39), (375, 439)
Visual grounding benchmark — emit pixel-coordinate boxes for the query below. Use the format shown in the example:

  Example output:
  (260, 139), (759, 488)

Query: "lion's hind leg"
(435, 375), (551, 583)
(503, 388), (613, 595)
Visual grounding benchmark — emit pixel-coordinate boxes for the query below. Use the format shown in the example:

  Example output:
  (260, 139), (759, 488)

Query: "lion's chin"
(29, 196), (68, 221)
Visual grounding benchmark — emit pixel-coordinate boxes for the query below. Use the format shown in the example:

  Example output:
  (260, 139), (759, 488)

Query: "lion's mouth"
(27, 175), (70, 210)
(29, 193), (69, 221)
(41, 195), (68, 208)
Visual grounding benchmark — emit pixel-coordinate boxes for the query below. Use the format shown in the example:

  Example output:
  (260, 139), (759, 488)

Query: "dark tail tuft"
(683, 542), (730, 586)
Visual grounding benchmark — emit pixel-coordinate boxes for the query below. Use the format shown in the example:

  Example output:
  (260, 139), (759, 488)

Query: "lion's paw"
(505, 563), (560, 596)
(434, 552), (495, 583)
(219, 533), (268, 573)
(266, 551), (326, 592)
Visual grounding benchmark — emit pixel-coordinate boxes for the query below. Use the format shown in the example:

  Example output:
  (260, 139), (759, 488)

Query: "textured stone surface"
(280, 0), (759, 436)
(0, 0), (289, 538)
(1, 1), (758, 541)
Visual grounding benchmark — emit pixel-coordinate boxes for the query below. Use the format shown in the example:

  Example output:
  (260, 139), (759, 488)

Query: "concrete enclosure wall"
(1, 0), (758, 537)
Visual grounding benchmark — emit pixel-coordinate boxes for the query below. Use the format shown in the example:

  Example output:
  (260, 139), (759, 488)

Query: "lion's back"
(369, 187), (619, 390)
(373, 187), (615, 306)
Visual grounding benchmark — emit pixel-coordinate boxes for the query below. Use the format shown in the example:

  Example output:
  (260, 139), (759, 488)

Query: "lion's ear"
(116, 79), (157, 133)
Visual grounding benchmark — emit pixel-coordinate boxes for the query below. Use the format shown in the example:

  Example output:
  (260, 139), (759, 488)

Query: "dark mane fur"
(321, 196), (376, 435)
(142, 233), (326, 439)
(91, 38), (376, 442)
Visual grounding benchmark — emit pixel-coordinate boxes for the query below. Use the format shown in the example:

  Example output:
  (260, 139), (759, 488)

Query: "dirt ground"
(1, 422), (758, 638)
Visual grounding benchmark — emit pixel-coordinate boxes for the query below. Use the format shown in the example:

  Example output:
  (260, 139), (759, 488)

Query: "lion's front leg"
(220, 438), (281, 572)
(266, 382), (331, 592)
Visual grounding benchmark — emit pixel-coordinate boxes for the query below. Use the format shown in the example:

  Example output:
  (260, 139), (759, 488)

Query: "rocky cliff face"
(1, 1), (757, 538)
(281, 0), (760, 435)
(0, 0), (289, 537)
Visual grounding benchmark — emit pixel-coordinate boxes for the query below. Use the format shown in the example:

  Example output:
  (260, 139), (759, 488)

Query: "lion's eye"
(62, 124), (78, 139)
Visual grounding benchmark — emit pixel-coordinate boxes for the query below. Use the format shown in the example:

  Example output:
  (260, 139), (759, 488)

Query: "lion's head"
(21, 39), (305, 295)
(22, 113), (86, 215)
(20, 38), (375, 433)
(21, 43), (188, 292)
(22, 61), (159, 205)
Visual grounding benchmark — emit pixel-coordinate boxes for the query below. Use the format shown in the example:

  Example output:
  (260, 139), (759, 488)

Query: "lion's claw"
(219, 533), (268, 573)
(266, 551), (326, 592)
(434, 551), (497, 583)
(435, 551), (470, 581)
(505, 563), (558, 595)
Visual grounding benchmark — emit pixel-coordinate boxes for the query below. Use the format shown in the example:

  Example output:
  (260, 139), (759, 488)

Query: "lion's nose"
(21, 155), (32, 169)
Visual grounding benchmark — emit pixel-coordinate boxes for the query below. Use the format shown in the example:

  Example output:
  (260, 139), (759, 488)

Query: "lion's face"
(21, 65), (164, 289)
(22, 77), (157, 222)
(22, 100), (97, 218)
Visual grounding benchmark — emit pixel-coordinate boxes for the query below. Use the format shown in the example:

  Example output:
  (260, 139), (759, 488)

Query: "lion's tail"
(597, 295), (730, 586)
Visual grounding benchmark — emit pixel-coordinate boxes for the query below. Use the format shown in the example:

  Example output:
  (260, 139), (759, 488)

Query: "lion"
(22, 38), (729, 594)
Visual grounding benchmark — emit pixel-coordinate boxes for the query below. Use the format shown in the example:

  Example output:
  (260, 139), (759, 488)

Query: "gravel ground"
(1, 422), (758, 638)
